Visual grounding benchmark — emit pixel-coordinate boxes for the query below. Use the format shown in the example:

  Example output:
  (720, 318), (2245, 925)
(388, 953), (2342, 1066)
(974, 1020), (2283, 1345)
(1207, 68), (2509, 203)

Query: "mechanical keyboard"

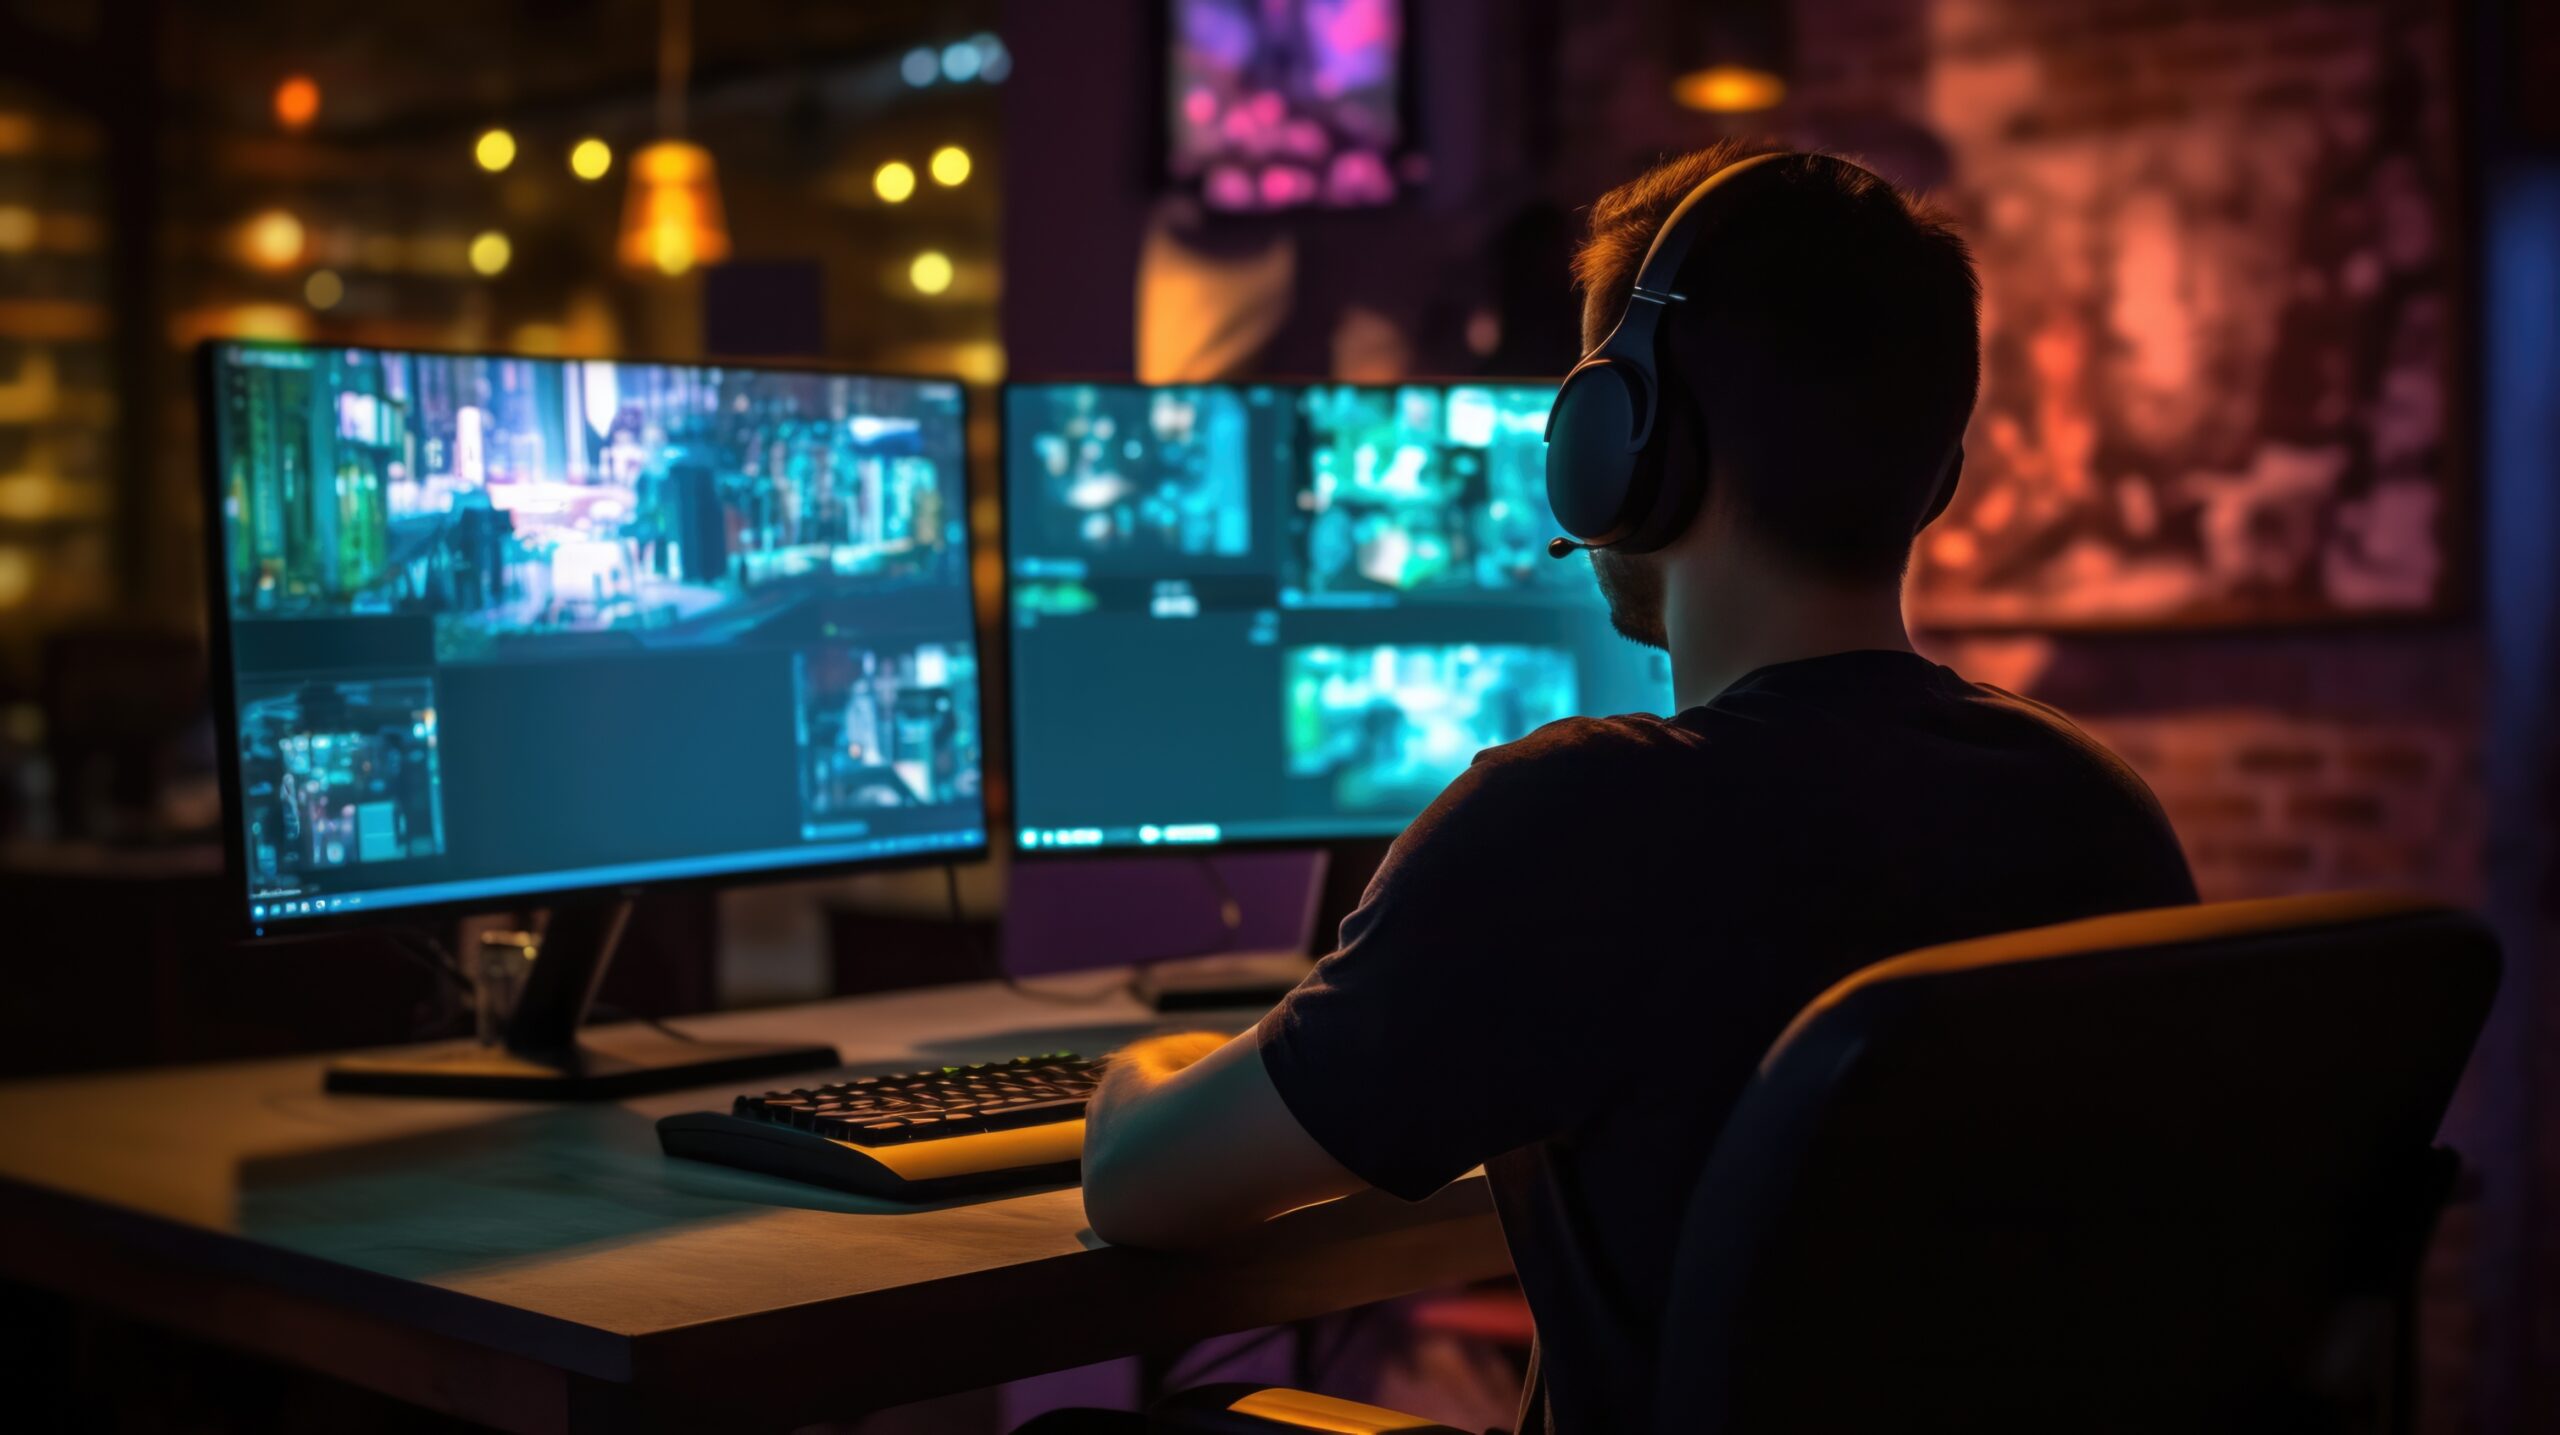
(656, 1052), (1102, 1200)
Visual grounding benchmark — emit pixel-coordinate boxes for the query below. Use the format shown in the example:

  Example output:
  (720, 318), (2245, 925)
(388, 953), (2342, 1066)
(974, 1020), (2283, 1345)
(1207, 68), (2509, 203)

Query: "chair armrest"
(1149, 1382), (1470, 1433)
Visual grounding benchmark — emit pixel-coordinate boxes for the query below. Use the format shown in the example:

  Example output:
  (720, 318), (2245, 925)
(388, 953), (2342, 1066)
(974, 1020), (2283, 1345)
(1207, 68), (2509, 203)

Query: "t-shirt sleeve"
(1255, 720), (1677, 1200)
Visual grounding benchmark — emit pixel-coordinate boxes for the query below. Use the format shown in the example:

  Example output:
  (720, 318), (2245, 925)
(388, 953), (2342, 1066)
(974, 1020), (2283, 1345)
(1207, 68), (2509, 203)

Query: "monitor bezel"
(996, 373), (1568, 862)
(196, 339), (994, 940)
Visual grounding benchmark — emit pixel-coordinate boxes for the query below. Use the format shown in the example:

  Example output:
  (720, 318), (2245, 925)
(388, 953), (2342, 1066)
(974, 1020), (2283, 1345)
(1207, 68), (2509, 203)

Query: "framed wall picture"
(1856, 0), (2466, 630)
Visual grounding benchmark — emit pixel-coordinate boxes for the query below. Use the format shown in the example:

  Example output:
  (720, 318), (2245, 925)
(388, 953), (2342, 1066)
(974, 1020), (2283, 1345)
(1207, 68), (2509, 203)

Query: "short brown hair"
(1574, 142), (1980, 580)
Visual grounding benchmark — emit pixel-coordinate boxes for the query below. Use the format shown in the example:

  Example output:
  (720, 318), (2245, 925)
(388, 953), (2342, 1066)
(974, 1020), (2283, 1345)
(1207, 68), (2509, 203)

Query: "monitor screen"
(204, 343), (985, 931)
(1166, 0), (1406, 212)
(1005, 381), (1672, 851)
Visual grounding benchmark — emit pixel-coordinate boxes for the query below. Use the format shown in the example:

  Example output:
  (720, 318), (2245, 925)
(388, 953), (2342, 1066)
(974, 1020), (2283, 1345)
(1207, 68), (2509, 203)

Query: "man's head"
(1568, 143), (1980, 648)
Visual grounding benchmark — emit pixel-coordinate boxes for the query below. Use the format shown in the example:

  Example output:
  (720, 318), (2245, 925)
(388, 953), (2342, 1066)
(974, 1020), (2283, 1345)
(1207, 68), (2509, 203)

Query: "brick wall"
(1927, 630), (2485, 901)
(2094, 706), (2482, 900)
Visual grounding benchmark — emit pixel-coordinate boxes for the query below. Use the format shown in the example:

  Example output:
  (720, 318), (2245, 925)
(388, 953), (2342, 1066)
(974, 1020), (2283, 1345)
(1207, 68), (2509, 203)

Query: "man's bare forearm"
(1078, 1028), (1363, 1248)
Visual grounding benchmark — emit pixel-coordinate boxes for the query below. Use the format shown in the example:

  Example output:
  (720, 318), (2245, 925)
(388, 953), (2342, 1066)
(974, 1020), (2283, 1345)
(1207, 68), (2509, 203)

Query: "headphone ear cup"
(1545, 361), (1649, 543)
(1608, 365), (1705, 555)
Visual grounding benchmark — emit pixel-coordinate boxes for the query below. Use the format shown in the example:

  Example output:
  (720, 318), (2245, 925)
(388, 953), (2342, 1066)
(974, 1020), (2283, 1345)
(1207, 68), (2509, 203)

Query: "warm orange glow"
(1672, 64), (1787, 113)
(241, 209), (305, 270)
(0, 205), (35, 254)
(617, 140), (731, 276)
(0, 547), (31, 609)
(303, 268), (345, 309)
(273, 75), (321, 132)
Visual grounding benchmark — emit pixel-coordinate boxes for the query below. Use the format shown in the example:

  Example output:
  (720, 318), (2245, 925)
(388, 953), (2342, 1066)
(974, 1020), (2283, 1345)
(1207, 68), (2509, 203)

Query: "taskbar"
(248, 825), (986, 925)
(1017, 816), (1406, 851)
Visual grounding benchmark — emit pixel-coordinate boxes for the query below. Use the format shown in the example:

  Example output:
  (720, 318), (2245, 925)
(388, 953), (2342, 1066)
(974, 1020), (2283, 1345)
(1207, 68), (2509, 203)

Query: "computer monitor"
(200, 341), (986, 1095)
(1003, 380), (1672, 854)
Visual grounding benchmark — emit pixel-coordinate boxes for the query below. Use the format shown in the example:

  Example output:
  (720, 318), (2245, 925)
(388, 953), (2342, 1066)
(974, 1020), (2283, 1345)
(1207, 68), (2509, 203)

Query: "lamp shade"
(617, 140), (731, 276)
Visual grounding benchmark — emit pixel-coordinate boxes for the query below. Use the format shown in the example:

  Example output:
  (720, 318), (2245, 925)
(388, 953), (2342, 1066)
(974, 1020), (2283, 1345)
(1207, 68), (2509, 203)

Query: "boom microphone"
(1547, 536), (1588, 560)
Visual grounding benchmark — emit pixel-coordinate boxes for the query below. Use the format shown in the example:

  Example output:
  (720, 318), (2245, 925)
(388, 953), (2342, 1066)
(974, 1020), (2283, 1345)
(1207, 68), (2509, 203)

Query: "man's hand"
(1083, 1031), (1227, 1153)
(1079, 1027), (1363, 1249)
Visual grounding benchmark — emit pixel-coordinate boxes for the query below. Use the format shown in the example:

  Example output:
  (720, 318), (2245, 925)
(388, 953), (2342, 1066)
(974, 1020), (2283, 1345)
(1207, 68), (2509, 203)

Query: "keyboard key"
(739, 1052), (1095, 1144)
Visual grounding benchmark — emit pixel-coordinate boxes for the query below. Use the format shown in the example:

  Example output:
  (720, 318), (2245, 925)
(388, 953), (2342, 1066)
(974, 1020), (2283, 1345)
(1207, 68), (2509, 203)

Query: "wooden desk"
(0, 980), (1508, 1433)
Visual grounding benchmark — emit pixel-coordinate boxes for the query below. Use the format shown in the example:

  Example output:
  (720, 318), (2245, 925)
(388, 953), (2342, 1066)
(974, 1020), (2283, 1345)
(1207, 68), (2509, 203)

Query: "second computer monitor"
(1005, 381), (1671, 852)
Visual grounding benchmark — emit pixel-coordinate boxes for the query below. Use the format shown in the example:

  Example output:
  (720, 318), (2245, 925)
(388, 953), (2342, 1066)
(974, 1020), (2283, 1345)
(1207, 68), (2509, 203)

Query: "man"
(1077, 145), (2199, 1434)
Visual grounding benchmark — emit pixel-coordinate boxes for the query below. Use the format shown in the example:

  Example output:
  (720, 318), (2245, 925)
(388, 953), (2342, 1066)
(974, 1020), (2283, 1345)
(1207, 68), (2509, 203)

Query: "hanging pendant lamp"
(618, 0), (731, 276)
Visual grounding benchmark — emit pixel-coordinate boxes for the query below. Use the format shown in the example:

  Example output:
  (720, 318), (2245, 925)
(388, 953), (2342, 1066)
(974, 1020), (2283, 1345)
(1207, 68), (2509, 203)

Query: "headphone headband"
(1546, 150), (1960, 558)
(1619, 150), (1798, 327)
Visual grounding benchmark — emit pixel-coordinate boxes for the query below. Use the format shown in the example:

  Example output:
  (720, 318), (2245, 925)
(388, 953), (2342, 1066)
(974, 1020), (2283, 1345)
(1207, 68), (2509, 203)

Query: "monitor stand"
(324, 898), (842, 1100)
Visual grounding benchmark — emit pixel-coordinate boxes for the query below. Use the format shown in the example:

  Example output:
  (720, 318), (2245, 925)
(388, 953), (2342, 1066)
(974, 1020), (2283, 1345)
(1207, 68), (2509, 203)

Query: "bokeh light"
(467, 230), (512, 276)
(972, 33), (1012, 83)
(474, 128), (517, 172)
(874, 160), (917, 204)
(273, 75), (321, 132)
(929, 145), (972, 187)
(909, 249), (954, 295)
(302, 269), (345, 309)
(0, 205), (35, 254)
(1671, 65), (1786, 113)
(242, 209), (305, 270)
(569, 138), (613, 181)
(901, 47), (940, 87)
(940, 42), (982, 83)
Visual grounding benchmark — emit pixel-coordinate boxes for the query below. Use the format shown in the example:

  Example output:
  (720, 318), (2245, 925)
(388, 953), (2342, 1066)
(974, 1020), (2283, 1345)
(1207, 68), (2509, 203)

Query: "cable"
(1193, 853), (1245, 945)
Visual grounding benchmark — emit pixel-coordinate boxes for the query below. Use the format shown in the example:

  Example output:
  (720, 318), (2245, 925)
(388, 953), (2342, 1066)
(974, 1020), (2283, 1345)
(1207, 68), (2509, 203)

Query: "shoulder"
(1969, 682), (2154, 779)
(1460, 712), (1704, 795)
(1395, 713), (1709, 857)
(1355, 715), (1702, 934)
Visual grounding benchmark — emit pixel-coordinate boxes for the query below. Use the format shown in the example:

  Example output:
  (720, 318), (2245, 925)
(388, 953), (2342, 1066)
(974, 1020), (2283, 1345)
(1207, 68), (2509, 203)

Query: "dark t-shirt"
(1256, 650), (2198, 1435)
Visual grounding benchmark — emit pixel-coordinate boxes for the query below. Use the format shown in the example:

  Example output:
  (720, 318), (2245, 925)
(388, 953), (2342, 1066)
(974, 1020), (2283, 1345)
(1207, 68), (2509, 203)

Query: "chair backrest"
(1653, 893), (2499, 1435)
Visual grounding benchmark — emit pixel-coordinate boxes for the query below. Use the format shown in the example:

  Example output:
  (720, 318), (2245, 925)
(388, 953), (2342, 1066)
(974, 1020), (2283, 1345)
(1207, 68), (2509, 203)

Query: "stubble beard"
(1591, 548), (1669, 650)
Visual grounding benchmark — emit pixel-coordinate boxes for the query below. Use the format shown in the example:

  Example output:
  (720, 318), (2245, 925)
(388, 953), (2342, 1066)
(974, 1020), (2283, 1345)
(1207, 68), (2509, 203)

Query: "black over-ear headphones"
(1543, 150), (1965, 559)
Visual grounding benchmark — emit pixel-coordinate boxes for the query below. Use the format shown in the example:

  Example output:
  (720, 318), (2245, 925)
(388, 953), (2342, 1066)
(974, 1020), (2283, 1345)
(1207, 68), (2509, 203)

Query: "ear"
(1916, 443), (1964, 530)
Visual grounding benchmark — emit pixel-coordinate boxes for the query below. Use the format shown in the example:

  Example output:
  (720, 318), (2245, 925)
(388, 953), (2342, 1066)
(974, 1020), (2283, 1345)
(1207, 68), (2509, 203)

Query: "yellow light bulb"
(474, 128), (518, 173)
(651, 226), (697, 277)
(874, 160), (917, 204)
(909, 249), (954, 296)
(569, 138), (613, 181)
(929, 145), (971, 187)
(467, 230), (512, 276)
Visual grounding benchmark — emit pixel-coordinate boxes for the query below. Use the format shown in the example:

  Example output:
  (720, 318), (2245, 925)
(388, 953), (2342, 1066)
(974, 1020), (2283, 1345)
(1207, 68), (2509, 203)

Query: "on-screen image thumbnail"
(1288, 385), (1576, 601)
(237, 678), (445, 887)
(794, 642), (982, 832)
(1284, 643), (1576, 812)
(1009, 384), (1253, 561)
(215, 347), (966, 655)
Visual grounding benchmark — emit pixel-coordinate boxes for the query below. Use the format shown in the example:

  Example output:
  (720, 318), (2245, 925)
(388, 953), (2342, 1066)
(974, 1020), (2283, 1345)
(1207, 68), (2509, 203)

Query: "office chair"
(1126, 892), (2500, 1435)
